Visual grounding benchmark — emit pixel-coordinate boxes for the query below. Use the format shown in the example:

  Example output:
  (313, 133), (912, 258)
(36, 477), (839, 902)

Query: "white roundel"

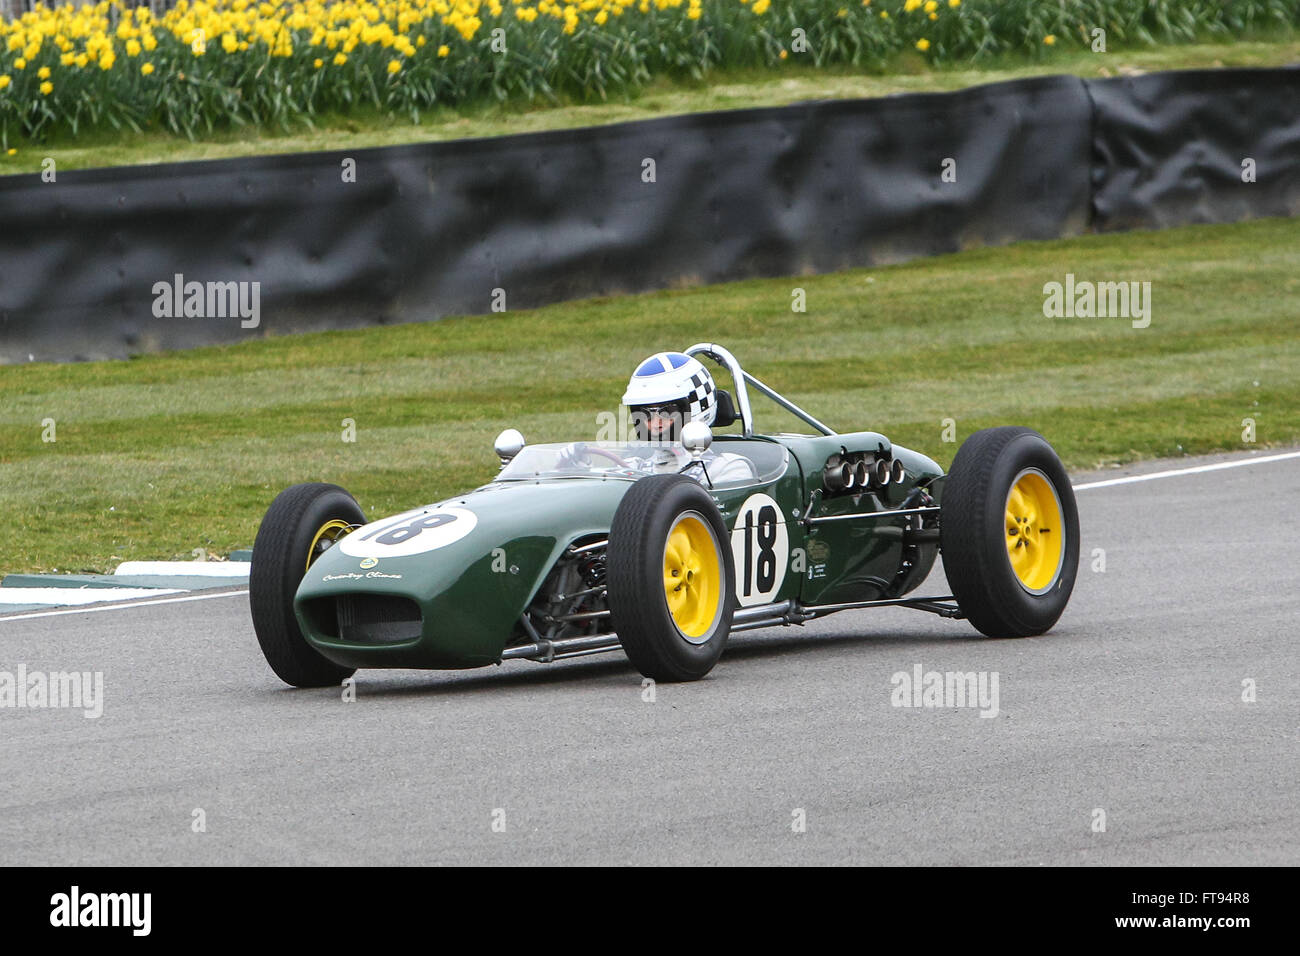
(339, 506), (478, 558)
(729, 493), (788, 606)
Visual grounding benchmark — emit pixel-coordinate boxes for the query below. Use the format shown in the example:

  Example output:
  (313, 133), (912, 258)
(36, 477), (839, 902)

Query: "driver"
(621, 351), (756, 485)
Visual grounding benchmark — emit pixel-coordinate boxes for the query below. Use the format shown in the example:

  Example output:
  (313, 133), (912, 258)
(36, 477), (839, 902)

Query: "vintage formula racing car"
(250, 344), (1079, 685)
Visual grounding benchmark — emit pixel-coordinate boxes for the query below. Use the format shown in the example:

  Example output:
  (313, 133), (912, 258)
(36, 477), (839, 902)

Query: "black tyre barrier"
(1, 67), (1296, 363)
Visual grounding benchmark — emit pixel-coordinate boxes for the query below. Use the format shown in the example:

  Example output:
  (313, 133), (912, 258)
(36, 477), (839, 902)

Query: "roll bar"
(684, 343), (835, 438)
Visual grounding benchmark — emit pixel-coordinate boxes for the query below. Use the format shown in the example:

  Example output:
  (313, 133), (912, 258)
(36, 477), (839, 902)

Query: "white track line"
(0, 588), (249, 623)
(1072, 450), (1300, 491)
(0, 587), (184, 606)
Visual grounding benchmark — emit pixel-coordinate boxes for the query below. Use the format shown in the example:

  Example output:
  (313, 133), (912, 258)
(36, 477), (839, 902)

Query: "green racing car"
(250, 343), (1080, 685)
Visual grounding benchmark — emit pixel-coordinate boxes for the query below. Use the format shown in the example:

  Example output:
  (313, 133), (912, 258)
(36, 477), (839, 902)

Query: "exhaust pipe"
(823, 461), (853, 492)
(873, 457), (892, 487)
(891, 458), (906, 484)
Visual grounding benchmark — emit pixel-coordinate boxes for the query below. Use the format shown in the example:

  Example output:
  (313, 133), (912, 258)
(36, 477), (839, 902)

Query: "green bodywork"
(294, 432), (943, 670)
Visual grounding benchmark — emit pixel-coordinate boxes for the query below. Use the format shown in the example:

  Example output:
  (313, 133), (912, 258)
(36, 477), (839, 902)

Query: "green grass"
(1, 38), (1296, 174)
(2, 216), (1297, 573)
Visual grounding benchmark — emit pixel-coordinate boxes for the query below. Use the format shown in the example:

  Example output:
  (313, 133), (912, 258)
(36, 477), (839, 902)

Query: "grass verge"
(1, 216), (1297, 572)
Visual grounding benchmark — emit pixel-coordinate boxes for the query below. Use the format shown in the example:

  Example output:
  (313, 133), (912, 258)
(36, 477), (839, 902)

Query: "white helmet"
(622, 352), (718, 435)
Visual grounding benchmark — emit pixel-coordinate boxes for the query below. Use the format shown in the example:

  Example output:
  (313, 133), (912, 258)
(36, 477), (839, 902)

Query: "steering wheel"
(559, 443), (632, 470)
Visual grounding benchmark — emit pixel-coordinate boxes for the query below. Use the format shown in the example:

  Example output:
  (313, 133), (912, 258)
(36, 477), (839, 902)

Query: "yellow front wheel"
(663, 513), (724, 642)
(250, 483), (364, 688)
(608, 475), (735, 681)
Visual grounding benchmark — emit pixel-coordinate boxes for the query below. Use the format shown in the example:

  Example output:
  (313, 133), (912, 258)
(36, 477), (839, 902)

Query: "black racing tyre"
(607, 475), (736, 682)
(940, 427), (1079, 638)
(250, 483), (364, 687)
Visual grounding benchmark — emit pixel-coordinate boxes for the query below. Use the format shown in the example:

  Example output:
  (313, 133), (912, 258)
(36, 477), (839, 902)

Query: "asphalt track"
(2, 450), (1296, 866)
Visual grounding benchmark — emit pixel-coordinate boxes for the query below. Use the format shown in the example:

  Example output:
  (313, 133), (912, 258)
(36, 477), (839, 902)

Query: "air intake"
(336, 594), (423, 644)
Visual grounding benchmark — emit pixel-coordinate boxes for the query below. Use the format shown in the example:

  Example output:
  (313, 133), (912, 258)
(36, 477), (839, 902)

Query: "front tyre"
(249, 483), (364, 687)
(940, 427), (1079, 637)
(607, 475), (735, 682)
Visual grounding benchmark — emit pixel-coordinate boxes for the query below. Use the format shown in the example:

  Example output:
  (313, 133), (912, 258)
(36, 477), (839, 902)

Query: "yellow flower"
(37, 66), (50, 79)
(594, 9), (607, 24)
(99, 52), (116, 70)
(686, 6), (700, 19)
(778, 48), (787, 60)
(836, 7), (847, 16)
(333, 52), (347, 65)
(929, 10), (937, 18)
(126, 38), (141, 57)
(916, 38), (930, 51)
(39, 80), (53, 94)
(6, 148), (15, 155)
(924, 0), (937, 11)
(879, 10), (888, 18)
(0, 75), (9, 91)
(752, 0), (770, 12)
(948, 0), (961, 7)
(13, 58), (25, 70)
(1044, 34), (1056, 45)
(437, 44), (449, 57)
(313, 57), (323, 68)
(862, 0), (871, 6)
(141, 62), (154, 75)
(904, 0), (921, 12)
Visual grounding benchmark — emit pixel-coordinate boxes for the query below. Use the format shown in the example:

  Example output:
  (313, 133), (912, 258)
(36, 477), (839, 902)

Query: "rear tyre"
(607, 475), (735, 682)
(940, 427), (1079, 637)
(250, 483), (364, 687)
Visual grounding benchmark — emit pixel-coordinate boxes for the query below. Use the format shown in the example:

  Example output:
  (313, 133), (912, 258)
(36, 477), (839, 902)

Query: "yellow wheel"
(940, 427), (1079, 638)
(1004, 468), (1065, 594)
(663, 513), (724, 642)
(250, 483), (364, 687)
(306, 518), (354, 573)
(607, 475), (735, 681)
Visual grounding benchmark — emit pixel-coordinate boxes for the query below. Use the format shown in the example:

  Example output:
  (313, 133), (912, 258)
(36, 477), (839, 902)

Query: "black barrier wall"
(0, 67), (1296, 363)
(1090, 68), (1300, 230)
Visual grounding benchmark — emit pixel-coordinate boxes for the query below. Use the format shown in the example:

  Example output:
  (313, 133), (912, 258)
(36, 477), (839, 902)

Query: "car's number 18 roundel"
(338, 507), (477, 558)
(729, 493), (788, 607)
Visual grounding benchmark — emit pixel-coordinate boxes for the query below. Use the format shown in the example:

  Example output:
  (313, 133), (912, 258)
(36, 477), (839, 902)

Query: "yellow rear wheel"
(1004, 468), (1065, 594)
(939, 427), (1079, 638)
